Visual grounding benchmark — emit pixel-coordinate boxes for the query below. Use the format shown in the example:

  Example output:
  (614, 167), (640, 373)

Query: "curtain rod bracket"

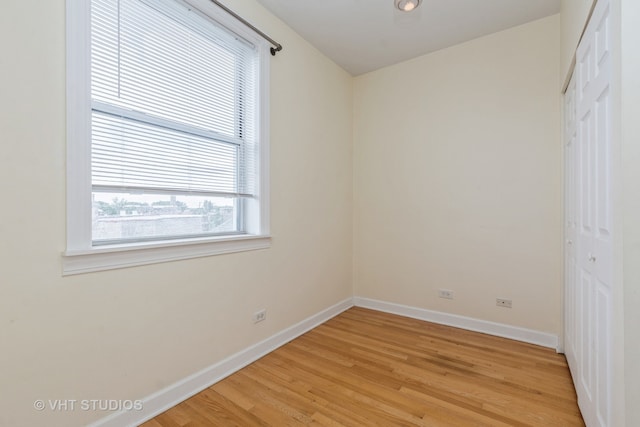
(270, 45), (282, 56)
(210, 0), (283, 56)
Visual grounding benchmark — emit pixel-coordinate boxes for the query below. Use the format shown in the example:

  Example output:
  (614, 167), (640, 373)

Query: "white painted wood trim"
(89, 298), (354, 427)
(65, 0), (272, 270)
(62, 235), (272, 275)
(353, 297), (559, 350)
(66, 0), (93, 252)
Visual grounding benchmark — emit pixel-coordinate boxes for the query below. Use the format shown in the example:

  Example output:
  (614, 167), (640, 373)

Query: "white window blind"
(90, 0), (259, 244)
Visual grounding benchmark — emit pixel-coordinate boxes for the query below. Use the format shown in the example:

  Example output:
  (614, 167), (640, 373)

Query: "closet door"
(570, 0), (613, 425)
(564, 72), (577, 376)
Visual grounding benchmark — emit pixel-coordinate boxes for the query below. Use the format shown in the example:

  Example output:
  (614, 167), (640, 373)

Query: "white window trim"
(64, 0), (271, 276)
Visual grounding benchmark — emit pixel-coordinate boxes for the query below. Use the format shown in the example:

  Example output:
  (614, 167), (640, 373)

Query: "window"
(64, 0), (270, 275)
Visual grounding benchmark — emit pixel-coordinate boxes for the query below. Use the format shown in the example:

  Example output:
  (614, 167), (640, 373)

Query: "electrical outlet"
(496, 298), (512, 308)
(252, 309), (267, 323)
(438, 289), (454, 300)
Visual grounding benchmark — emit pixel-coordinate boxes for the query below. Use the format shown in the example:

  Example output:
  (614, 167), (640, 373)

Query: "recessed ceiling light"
(394, 0), (421, 12)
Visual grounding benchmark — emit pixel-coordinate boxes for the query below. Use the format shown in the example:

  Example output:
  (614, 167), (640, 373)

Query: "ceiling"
(255, 0), (561, 76)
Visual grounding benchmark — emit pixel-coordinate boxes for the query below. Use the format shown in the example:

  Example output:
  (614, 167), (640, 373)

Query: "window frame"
(64, 0), (271, 275)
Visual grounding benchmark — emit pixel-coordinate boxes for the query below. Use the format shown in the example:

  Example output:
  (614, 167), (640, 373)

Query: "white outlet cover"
(252, 309), (267, 323)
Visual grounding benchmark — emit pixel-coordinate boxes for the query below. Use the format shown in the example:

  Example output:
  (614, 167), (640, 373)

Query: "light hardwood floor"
(142, 307), (584, 426)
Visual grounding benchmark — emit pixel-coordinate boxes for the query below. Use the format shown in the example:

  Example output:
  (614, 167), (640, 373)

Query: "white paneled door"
(564, 0), (613, 425)
(564, 71), (578, 376)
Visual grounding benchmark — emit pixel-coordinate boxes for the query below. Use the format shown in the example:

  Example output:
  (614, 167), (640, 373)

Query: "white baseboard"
(353, 297), (559, 350)
(89, 297), (354, 427)
(91, 295), (558, 426)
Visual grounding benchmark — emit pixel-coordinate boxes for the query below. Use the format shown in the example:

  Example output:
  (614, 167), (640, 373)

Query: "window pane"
(91, 111), (239, 194)
(91, 0), (249, 137)
(87, 0), (261, 247)
(92, 192), (239, 243)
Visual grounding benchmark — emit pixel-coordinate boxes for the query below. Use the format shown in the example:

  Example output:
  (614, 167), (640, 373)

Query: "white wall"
(353, 15), (562, 334)
(560, 0), (596, 85)
(0, 1), (353, 426)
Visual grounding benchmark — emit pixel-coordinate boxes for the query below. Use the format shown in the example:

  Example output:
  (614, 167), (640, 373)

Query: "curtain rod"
(210, 0), (283, 56)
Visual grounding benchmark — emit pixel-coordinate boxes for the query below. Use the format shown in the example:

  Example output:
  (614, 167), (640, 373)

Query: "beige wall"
(8, 1), (635, 425)
(620, 0), (640, 424)
(560, 0), (596, 85)
(0, 0), (353, 425)
(353, 15), (562, 334)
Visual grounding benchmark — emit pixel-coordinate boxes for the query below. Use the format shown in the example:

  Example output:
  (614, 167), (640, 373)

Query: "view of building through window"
(92, 193), (237, 242)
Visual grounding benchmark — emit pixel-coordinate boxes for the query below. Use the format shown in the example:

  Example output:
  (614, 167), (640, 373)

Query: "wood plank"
(141, 307), (584, 426)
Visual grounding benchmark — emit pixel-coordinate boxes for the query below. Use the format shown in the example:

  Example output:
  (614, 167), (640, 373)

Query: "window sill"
(62, 234), (271, 275)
